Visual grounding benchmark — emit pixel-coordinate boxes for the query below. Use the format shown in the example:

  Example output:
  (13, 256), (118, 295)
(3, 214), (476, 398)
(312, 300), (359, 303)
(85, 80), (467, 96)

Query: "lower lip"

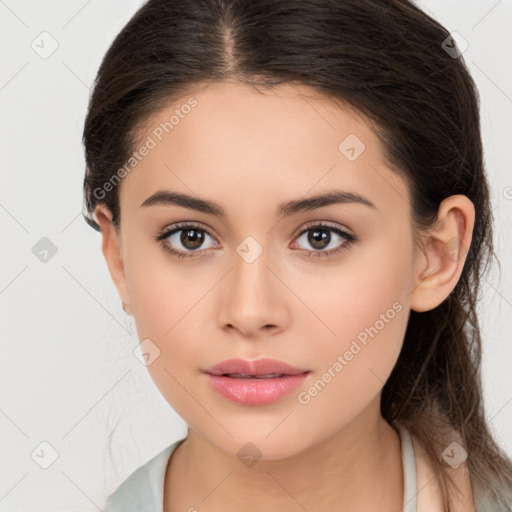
(205, 372), (310, 405)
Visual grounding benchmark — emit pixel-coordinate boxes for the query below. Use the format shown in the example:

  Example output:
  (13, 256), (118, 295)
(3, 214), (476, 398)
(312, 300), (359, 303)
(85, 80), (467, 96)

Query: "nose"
(217, 244), (290, 338)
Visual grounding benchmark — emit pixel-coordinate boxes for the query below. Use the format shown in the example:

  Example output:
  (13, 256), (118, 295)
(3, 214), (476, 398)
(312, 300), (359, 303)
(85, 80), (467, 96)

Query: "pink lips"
(203, 358), (311, 405)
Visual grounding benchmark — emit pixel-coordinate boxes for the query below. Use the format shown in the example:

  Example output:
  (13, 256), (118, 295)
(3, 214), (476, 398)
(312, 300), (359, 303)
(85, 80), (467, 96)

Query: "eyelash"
(153, 221), (357, 260)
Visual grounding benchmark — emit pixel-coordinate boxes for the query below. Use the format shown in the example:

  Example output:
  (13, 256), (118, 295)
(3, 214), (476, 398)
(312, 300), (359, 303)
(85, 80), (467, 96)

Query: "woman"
(82, 0), (512, 510)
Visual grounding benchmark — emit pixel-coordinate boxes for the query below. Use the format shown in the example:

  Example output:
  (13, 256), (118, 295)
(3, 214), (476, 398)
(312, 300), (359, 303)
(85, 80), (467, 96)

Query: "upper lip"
(204, 358), (310, 376)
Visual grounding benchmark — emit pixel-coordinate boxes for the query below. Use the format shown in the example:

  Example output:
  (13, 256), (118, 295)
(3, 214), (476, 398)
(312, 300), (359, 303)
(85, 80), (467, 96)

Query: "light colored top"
(103, 425), (417, 512)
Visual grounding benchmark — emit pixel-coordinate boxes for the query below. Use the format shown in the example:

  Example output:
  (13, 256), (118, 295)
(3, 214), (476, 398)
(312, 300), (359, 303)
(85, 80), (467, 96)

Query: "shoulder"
(103, 439), (186, 512)
(411, 433), (476, 512)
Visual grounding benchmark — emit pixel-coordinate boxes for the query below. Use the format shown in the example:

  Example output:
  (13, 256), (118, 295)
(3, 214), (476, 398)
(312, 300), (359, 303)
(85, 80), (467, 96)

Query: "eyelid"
(292, 220), (354, 238)
(155, 220), (217, 239)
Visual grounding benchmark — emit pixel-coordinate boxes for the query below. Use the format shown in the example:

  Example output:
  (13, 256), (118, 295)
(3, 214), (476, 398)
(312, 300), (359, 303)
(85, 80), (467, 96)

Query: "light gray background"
(1, 1), (511, 510)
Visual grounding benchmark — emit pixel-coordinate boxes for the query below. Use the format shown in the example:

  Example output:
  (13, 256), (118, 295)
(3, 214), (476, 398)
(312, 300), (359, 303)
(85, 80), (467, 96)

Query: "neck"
(164, 399), (403, 512)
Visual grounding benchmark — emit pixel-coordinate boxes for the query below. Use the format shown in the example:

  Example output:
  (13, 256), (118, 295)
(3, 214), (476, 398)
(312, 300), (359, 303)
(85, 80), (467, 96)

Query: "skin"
(95, 80), (476, 511)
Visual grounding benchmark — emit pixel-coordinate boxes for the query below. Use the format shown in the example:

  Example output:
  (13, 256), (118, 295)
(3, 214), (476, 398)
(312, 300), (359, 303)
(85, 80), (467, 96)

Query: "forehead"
(118, 80), (411, 223)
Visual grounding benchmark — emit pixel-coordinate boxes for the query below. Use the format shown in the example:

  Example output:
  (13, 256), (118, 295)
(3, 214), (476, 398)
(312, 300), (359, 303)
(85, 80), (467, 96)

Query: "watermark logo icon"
(237, 442), (263, 468)
(31, 31), (59, 59)
(236, 236), (263, 264)
(133, 338), (161, 366)
(31, 441), (59, 469)
(442, 31), (469, 58)
(338, 134), (366, 161)
(441, 441), (468, 469)
(32, 237), (58, 263)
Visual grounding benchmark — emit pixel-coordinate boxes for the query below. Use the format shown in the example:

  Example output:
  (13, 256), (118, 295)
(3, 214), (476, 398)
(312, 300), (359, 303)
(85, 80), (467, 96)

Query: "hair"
(82, 0), (512, 509)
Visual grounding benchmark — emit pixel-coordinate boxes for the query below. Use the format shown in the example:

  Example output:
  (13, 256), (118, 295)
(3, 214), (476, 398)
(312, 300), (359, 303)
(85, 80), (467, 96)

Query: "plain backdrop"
(1, 1), (511, 510)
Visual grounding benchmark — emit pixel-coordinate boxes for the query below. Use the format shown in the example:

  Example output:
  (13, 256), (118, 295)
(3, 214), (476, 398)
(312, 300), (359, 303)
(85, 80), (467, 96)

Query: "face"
(97, 80), (419, 459)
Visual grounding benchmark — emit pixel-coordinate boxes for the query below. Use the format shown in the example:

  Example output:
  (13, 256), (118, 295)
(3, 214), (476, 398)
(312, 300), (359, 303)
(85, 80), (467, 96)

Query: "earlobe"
(94, 204), (132, 315)
(409, 195), (474, 313)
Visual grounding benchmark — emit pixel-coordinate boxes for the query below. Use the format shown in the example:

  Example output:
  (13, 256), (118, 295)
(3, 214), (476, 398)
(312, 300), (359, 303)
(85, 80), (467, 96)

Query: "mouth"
(203, 358), (311, 405)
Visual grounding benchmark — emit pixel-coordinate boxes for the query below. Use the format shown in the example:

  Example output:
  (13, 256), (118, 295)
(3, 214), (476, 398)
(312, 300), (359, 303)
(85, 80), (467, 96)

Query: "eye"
(153, 221), (357, 260)
(291, 222), (356, 258)
(153, 222), (218, 259)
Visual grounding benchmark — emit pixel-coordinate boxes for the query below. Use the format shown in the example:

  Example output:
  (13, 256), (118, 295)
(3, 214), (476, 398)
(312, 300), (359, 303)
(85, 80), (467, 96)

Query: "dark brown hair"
(82, 0), (512, 509)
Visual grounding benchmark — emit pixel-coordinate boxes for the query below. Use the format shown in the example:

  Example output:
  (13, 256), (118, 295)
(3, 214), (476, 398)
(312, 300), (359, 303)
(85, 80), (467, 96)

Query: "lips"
(204, 357), (310, 378)
(203, 358), (311, 405)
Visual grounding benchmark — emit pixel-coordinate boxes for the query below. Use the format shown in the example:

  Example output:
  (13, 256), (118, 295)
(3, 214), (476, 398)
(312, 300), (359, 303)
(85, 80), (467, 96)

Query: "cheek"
(294, 269), (409, 433)
(123, 242), (211, 377)
(126, 256), (206, 421)
(125, 241), (201, 339)
(294, 238), (412, 382)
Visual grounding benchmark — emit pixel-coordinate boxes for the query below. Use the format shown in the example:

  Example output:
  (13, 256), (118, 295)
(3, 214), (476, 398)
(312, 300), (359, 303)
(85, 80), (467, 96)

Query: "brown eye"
(292, 223), (356, 258)
(306, 227), (331, 250)
(155, 222), (218, 258)
(178, 228), (206, 250)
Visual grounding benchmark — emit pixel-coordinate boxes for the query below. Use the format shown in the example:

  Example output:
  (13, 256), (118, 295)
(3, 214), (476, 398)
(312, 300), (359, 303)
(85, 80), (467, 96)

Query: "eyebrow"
(140, 189), (376, 217)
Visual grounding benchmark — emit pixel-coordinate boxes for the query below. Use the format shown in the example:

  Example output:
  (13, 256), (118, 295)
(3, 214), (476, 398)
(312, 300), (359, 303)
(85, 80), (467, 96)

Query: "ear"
(94, 204), (132, 316)
(409, 194), (475, 313)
